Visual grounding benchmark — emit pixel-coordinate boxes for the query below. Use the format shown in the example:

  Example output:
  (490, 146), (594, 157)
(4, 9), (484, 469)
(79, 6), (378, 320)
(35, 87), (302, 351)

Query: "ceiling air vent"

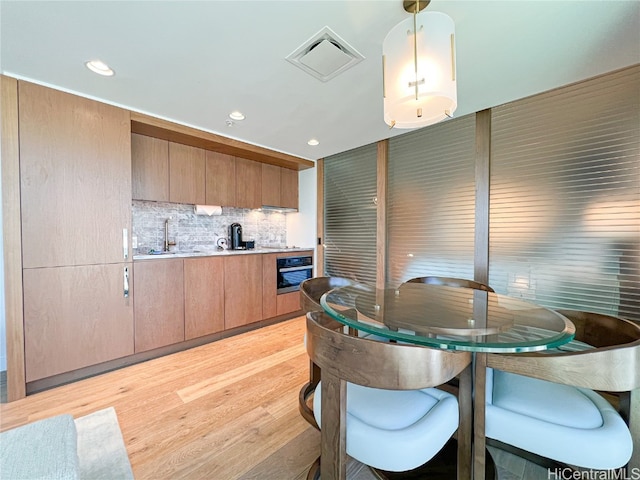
(286, 26), (365, 82)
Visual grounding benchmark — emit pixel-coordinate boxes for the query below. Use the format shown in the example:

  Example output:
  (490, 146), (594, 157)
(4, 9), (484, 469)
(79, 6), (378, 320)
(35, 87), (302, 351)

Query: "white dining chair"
(305, 310), (472, 479)
(485, 309), (640, 471)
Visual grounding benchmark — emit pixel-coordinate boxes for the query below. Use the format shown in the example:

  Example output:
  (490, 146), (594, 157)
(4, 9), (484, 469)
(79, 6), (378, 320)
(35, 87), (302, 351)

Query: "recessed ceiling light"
(85, 60), (115, 76)
(229, 111), (245, 121)
(307, 138), (319, 146)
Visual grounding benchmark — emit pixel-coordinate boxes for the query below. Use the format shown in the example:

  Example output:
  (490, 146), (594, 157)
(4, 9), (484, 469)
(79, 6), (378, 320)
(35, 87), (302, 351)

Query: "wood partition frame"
(376, 140), (388, 290)
(474, 109), (491, 286)
(1, 75), (27, 400)
(316, 159), (325, 277)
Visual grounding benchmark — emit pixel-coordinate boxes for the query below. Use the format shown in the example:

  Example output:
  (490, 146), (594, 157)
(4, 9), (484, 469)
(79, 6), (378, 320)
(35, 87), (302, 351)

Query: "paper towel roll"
(194, 205), (222, 216)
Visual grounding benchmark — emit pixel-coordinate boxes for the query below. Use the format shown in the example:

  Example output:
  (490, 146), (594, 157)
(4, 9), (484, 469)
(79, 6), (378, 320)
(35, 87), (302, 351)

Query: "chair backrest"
(300, 276), (355, 313)
(306, 311), (471, 390)
(406, 276), (495, 293)
(487, 309), (640, 392)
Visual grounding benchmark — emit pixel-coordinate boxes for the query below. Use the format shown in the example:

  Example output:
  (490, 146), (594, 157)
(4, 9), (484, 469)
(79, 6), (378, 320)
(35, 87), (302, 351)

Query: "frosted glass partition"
(323, 144), (378, 285)
(387, 115), (476, 287)
(489, 67), (640, 321)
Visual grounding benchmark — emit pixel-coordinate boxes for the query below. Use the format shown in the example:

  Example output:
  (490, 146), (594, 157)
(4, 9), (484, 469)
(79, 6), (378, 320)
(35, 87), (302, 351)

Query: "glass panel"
(387, 114), (476, 287)
(490, 66), (640, 321)
(323, 143), (378, 284)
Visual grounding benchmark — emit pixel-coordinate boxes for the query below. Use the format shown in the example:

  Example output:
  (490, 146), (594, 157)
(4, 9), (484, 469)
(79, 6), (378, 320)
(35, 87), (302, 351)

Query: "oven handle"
(278, 265), (313, 273)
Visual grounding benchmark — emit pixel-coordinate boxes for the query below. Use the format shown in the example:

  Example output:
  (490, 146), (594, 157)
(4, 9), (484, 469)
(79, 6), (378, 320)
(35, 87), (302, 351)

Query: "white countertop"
(133, 246), (314, 261)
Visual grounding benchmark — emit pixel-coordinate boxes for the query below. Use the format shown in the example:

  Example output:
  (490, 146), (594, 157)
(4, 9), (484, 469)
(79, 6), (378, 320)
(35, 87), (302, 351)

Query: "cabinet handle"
(123, 228), (129, 260)
(124, 267), (129, 298)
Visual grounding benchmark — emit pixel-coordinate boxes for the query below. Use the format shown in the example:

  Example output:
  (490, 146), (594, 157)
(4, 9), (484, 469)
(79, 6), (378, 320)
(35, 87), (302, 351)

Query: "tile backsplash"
(132, 200), (287, 254)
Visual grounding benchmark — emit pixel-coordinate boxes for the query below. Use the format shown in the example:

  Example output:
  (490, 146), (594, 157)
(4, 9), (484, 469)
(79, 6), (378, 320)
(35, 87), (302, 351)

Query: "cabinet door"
(261, 164), (281, 207)
(132, 133), (169, 201)
(224, 255), (263, 329)
(277, 291), (303, 316)
(262, 253), (278, 319)
(184, 257), (225, 340)
(235, 157), (262, 209)
(169, 142), (205, 204)
(23, 263), (134, 382)
(19, 81), (132, 268)
(281, 167), (299, 209)
(205, 151), (236, 206)
(134, 259), (184, 353)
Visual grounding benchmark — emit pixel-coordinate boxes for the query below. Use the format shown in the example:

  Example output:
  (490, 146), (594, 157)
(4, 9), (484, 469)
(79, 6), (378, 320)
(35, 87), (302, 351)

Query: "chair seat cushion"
(314, 382), (459, 472)
(486, 368), (633, 470)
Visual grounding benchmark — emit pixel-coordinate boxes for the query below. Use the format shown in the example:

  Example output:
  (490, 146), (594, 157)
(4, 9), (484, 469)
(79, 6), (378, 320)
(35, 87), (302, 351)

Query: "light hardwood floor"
(0, 315), (550, 479)
(0, 316), (320, 479)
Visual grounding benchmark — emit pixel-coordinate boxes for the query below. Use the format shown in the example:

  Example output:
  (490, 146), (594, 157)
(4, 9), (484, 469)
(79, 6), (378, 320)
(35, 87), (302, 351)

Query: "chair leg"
(457, 364), (473, 480)
(320, 372), (347, 480)
(628, 388), (640, 469)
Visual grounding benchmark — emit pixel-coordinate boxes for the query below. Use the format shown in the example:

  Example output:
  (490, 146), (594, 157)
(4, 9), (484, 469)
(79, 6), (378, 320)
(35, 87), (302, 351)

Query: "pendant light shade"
(383, 10), (457, 129)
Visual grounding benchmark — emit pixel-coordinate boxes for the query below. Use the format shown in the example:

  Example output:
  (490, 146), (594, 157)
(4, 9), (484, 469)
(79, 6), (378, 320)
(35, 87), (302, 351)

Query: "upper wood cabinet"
(169, 142), (205, 205)
(281, 167), (299, 209)
(23, 263), (134, 382)
(261, 164), (298, 210)
(134, 259), (185, 353)
(184, 257), (225, 340)
(205, 151), (236, 206)
(18, 81), (132, 268)
(132, 134), (169, 201)
(261, 164), (281, 207)
(235, 157), (262, 209)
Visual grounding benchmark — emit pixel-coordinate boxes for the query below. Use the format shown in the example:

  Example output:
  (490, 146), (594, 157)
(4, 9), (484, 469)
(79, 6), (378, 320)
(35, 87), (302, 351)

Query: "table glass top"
(320, 283), (576, 352)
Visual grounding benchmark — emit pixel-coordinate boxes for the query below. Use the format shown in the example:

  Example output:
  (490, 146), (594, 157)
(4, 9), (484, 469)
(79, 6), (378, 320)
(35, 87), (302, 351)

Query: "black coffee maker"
(229, 223), (243, 250)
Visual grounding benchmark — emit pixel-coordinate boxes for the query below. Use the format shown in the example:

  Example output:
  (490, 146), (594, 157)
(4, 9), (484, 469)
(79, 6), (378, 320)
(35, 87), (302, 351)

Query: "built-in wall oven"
(277, 255), (313, 294)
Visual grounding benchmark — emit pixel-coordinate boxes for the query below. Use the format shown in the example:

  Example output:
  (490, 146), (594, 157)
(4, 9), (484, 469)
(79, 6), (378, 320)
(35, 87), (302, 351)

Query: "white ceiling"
(1, 1), (639, 162)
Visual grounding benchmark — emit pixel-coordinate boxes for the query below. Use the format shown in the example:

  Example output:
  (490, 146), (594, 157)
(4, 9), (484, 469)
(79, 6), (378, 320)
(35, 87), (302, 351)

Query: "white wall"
(286, 165), (317, 253)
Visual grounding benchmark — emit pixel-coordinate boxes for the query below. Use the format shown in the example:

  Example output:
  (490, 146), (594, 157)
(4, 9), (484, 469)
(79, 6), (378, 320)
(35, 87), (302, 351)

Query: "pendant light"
(382, 0), (457, 129)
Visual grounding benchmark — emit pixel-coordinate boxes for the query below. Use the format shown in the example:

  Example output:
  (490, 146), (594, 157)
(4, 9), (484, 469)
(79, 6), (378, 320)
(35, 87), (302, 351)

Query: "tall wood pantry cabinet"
(18, 81), (134, 383)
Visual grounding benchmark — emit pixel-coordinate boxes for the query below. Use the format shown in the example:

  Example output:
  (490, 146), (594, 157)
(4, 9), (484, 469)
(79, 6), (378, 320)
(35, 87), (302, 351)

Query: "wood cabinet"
(281, 167), (299, 209)
(262, 253), (278, 319)
(205, 151), (236, 206)
(235, 157), (262, 209)
(277, 292), (302, 316)
(224, 254), (263, 329)
(261, 164), (299, 210)
(17, 80), (134, 384)
(134, 259), (185, 353)
(18, 81), (132, 269)
(132, 135), (299, 210)
(169, 142), (205, 204)
(261, 164), (281, 208)
(132, 133), (169, 201)
(23, 264), (134, 382)
(184, 257), (225, 340)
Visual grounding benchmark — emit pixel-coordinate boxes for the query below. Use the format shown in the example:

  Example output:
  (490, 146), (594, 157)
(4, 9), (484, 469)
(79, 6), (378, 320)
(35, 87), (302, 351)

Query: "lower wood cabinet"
(184, 257), (225, 340)
(262, 253), (278, 318)
(224, 254), (263, 329)
(277, 292), (302, 316)
(23, 263), (134, 382)
(134, 259), (185, 353)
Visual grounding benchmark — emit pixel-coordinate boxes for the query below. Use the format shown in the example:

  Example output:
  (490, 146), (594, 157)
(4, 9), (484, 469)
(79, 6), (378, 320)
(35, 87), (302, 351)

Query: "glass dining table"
(320, 282), (576, 480)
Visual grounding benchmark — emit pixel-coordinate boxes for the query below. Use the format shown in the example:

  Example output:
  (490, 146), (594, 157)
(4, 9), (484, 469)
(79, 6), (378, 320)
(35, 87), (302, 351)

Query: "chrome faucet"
(163, 217), (176, 252)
